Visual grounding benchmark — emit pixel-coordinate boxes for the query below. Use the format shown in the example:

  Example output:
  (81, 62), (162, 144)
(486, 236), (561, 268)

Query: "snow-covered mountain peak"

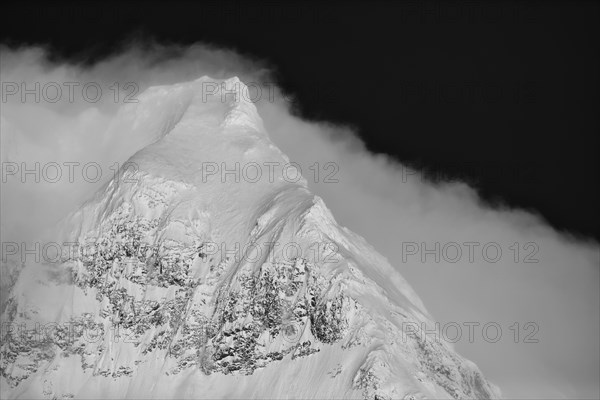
(1, 78), (500, 399)
(93, 76), (271, 170)
(135, 76), (265, 138)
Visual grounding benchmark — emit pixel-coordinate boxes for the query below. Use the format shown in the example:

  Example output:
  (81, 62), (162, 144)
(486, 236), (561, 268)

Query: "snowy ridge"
(1, 78), (500, 399)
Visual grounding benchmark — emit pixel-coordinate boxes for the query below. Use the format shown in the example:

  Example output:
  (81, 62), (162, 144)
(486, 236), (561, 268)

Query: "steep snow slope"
(0, 77), (500, 399)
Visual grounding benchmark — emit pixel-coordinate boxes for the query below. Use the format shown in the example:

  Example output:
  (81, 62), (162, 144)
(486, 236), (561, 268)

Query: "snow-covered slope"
(0, 77), (500, 399)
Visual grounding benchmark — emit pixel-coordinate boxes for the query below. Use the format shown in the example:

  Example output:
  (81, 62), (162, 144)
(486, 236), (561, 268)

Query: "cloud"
(1, 42), (598, 399)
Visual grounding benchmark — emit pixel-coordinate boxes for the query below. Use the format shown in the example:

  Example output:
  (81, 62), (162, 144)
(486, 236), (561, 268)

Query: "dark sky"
(2, 0), (599, 240)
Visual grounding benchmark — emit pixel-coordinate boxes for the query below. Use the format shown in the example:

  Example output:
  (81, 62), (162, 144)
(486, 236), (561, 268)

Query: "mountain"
(0, 77), (500, 399)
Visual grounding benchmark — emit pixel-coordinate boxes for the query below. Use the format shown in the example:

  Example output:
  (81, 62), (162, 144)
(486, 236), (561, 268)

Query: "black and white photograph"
(1, 1), (598, 399)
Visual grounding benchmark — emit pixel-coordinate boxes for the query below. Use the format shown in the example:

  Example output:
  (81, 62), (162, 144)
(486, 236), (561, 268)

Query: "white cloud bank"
(1, 43), (598, 399)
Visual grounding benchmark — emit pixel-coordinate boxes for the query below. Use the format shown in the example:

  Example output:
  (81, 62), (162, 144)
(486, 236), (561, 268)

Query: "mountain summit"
(1, 77), (499, 399)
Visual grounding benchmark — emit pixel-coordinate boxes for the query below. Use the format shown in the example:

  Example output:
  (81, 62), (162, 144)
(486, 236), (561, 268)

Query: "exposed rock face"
(0, 77), (500, 399)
